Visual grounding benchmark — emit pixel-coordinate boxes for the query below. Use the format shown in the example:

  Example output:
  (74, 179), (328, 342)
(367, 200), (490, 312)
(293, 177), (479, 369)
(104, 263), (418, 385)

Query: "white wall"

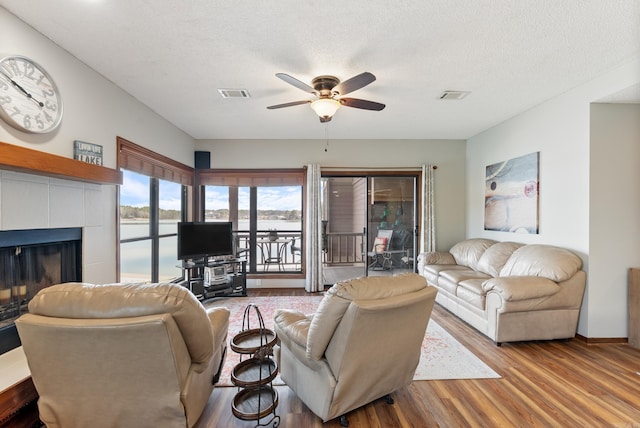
(467, 57), (640, 338)
(196, 138), (468, 251)
(1, 8), (195, 283)
(589, 103), (640, 338)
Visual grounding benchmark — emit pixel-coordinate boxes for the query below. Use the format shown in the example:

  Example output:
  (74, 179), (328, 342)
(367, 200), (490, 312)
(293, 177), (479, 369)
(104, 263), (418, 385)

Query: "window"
(158, 179), (183, 280)
(199, 169), (304, 274)
(120, 170), (152, 282)
(117, 137), (193, 283)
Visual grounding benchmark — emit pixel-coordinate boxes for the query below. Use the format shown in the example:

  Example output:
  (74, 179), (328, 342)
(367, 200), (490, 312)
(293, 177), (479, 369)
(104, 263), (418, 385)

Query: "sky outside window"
(205, 185), (301, 210)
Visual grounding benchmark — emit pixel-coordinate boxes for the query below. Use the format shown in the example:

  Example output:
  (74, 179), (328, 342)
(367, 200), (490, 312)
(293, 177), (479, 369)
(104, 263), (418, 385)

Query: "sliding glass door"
(321, 173), (418, 285)
(366, 176), (416, 276)
(321, 177), (368, 283)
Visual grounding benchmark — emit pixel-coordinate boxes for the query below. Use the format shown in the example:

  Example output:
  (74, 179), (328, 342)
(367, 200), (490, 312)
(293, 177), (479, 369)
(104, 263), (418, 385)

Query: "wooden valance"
(117, 136), (193, 186)
(197, 169), (304, 187)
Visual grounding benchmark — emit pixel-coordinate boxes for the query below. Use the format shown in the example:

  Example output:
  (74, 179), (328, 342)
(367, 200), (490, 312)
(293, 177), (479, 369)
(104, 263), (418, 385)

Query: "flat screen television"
(177, 221), (234, 261)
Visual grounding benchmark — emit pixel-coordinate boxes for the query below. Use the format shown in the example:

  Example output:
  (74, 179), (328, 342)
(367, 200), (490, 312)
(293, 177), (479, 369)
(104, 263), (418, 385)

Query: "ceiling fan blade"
(333, 72), (376, 95)
(266, 100), (312, 109)
(276, 73), (317, 94)
(340, 98), (386, 111)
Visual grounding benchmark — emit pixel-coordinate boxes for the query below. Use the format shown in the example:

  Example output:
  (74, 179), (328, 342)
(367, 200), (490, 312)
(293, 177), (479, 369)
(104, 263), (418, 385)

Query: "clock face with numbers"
(0, 55), (63, 133)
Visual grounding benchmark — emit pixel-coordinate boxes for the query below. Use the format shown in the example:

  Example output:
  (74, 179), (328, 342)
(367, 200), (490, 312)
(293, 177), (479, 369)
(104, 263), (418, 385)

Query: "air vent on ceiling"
(439, 90), (470, 100)
(218, 89), (251, 98)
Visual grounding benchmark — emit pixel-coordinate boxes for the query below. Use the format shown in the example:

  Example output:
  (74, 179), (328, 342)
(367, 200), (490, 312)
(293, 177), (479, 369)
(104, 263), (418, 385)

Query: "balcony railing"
(233, 230), (369, 272)
(234, 230), (302, 273)
(324, 232), (365, 265)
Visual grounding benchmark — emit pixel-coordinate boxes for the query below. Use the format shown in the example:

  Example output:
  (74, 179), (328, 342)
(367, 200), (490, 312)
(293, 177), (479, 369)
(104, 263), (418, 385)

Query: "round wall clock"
(0, 55), (63, 133)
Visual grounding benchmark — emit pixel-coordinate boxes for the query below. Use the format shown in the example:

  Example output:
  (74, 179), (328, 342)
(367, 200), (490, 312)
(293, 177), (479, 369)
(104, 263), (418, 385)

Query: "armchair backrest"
(15, 282), (216, 428)
(17, 312), (192, 427)
(304, 273), (437, 415)
(25, 282), (214, 363)
(306, 273), (436, 365)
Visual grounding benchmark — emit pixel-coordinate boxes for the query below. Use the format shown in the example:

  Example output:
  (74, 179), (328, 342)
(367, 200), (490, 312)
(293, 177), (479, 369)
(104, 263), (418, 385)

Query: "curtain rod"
(320, 165), (437, 172)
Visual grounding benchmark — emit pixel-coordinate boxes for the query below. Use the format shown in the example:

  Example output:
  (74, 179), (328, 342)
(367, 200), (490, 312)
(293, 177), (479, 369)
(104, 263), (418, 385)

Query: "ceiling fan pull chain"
(324, 123), (330, 153)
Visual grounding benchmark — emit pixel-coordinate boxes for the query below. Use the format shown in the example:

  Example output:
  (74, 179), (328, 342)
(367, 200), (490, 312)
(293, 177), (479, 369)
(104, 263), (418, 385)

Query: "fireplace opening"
(0, 228), (82, 354)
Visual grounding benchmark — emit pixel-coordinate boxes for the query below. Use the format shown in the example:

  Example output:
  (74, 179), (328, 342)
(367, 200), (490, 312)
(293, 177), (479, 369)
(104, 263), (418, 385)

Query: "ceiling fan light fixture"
(310, 98), (341, 119)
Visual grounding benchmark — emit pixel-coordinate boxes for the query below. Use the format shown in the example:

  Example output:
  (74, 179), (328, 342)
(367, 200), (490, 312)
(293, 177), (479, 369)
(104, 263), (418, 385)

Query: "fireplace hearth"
(0, 228), (82, 354)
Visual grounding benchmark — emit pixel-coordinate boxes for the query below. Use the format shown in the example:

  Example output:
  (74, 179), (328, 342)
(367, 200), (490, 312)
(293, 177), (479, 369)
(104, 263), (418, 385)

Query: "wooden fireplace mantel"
(0, 141), (122, 185)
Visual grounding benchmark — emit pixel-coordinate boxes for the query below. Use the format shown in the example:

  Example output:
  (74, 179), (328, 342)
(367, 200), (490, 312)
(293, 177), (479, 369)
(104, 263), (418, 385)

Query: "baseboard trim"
(575, 334), (628, 345)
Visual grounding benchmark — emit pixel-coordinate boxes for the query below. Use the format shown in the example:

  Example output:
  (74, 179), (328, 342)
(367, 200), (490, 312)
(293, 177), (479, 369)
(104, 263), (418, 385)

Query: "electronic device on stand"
(177, 221), (246, 299)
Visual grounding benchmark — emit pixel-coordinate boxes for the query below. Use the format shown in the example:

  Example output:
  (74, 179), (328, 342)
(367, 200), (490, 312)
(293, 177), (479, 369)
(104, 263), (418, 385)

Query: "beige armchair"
(273, 273), (437, 425)
(15, 282), (230, 428)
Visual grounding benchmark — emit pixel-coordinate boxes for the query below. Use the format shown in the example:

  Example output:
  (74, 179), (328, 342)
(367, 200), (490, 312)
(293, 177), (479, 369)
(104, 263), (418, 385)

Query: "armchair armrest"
(206, 307), (230, 351)
(418, 251), (456, 265)
(274, 310), (327, 371)
(482, 276), (560, 301)
(274, 309), (310, 348)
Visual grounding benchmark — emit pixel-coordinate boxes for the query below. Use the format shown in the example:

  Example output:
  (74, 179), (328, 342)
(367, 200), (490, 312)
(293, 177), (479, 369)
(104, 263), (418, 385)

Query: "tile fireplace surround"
(0, 169), (120, 350)
(0, 147), (123, 422)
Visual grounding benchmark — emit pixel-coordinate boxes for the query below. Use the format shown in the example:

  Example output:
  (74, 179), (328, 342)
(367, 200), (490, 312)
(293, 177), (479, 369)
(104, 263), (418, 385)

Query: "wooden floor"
(195, 288), (640, 428)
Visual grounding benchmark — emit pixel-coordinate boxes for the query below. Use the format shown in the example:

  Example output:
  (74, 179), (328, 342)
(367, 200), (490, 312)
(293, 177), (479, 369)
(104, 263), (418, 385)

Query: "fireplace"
(0, 228), (82, 354)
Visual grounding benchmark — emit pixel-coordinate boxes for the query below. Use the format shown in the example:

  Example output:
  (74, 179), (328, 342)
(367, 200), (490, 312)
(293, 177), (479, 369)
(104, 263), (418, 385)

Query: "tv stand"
(181, 258), (247, 300)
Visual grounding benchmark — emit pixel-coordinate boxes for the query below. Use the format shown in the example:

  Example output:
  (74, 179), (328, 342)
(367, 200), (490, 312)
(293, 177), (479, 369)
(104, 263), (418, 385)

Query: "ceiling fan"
(267, 72), (385, 122)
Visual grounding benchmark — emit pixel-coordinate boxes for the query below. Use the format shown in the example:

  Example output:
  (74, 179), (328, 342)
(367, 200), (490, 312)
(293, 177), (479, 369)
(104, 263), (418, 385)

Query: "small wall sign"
(73, 140), (103, 165)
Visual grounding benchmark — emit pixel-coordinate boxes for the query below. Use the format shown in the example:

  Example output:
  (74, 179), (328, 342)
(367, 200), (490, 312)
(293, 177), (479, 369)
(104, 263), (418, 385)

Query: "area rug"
(204, 295), (500, 386)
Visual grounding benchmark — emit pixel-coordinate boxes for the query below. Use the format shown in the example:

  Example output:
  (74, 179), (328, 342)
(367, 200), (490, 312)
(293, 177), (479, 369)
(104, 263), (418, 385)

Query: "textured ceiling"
(1, 0), (639, 140)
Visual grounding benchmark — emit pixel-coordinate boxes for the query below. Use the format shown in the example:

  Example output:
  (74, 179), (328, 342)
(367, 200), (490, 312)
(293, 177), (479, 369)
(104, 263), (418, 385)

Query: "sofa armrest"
(482, 276), (560, 301)
(418, 251), (457, 265)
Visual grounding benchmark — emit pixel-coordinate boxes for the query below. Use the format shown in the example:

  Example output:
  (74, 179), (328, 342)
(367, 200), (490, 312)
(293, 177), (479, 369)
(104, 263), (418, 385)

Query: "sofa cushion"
(437, 276), (461, 294)
(483, 276), (560, 301)
(422, 264), (467, 276)
(437, 269), (491, 295)
(476, 241), (524, 277)
(499, 244), (582, 282)
(420, 251), (457, 265)
(422, 264), (468, 288)
(457, 278), (486, 295)
(439, 269), (491, 284)
(456, 286), (486, 309)
(449, 239), (497, 271)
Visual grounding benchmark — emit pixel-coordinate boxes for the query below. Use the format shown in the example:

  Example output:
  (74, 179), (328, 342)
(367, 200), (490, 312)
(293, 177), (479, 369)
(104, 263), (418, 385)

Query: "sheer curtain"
(305, 164), (324, 292)
(419, 164), (436, 254)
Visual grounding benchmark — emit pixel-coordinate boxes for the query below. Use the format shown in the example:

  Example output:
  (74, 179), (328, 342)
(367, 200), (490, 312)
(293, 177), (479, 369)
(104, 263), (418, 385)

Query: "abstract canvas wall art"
(485, 152), (539, 234)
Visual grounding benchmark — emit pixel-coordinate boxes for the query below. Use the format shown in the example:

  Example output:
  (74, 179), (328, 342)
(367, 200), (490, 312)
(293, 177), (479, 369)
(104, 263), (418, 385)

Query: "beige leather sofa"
(16, 282), (230, 428)
(273, 273), (437, 425)
(418, 239), (586, 344)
